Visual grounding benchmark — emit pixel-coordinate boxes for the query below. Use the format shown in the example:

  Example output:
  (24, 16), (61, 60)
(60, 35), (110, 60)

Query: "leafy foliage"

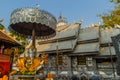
(8, 31), (28, 54)
(0, 24), (5, 30)
(110, 0), (120, 3)
(101, 5), (120, 28)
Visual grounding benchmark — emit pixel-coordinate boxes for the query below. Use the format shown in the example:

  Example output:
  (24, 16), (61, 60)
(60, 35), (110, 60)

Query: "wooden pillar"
(32, 28), (35, 48)
(31, 27), (36, 57)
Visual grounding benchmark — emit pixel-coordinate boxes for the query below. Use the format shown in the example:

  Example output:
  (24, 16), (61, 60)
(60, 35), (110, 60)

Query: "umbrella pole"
(32, 28), (36, 56)
(32, 28), (35, 48)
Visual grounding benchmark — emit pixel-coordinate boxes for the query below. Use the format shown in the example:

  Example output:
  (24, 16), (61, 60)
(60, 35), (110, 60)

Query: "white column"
(68, 56), (72, 77)
(92, 59), (99, 74)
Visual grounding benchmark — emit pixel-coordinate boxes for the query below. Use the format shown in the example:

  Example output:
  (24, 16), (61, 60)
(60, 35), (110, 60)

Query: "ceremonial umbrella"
(9, 8), (57, 50)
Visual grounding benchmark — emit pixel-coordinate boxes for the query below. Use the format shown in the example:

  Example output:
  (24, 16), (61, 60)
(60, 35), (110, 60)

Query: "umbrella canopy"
(9, 8), (57, 39)
(0, 30), (21, 47)
(9, 7), (57, 49)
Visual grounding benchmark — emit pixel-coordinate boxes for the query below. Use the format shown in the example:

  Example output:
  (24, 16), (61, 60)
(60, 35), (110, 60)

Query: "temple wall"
(41, 53), (117, 78)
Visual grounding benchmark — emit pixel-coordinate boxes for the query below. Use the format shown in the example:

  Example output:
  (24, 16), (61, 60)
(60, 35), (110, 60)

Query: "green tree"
(8, 30), (28, 54)
(101, 4), (120, 28)
(110, 0), (120, 3)
(0, 23), (6, 30)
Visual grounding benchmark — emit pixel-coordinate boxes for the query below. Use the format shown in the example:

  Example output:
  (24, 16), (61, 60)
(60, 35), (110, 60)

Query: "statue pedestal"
(9, 75), (42, 80)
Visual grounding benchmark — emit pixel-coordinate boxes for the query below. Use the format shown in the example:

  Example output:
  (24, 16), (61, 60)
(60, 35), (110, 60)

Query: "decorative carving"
(9, 8), (57, 39)
(72, 57), (77, 71)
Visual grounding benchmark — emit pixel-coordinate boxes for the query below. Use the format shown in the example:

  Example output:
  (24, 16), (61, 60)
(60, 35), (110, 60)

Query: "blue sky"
(0, 0), (115, 28)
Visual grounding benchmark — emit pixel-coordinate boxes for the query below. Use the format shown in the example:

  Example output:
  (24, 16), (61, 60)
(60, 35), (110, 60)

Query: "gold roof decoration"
(0, 30), (21, 46)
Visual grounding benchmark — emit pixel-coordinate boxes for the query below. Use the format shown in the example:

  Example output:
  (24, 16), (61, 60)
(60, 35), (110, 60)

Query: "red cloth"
(0, 61), (11, 77)
(0, 54), (10, 62)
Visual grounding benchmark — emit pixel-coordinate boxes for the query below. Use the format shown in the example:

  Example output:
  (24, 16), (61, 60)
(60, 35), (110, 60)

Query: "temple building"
(30, 15), (120, 77)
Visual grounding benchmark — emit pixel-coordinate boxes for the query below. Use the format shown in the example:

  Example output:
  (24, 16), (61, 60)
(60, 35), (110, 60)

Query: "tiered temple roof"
(35, 21), (120, 57)
(36, 22), (81, 56)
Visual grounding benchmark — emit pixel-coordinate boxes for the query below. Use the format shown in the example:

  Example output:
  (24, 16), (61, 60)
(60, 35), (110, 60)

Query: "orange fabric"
(3, 75), (8, 80)
(47, 73), (54, 78)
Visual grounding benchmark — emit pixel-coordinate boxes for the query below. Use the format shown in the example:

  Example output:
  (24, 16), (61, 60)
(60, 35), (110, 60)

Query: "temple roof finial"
(58, 13), (67, 23)
(57, 13), (68, 28)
